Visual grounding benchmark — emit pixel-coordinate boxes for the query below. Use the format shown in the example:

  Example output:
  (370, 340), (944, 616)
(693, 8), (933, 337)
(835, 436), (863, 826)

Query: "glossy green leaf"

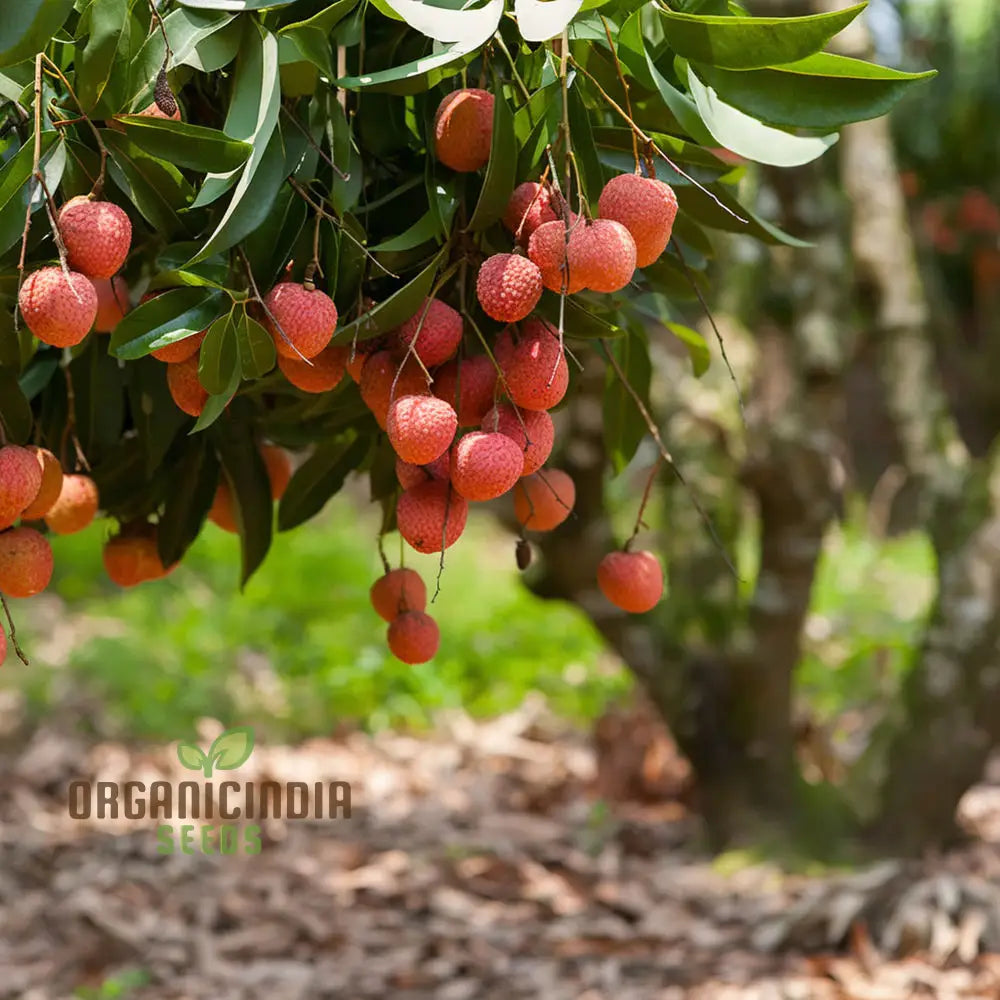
(0, 368), (33, 444)
(157, 435), (219, 567)
(674, 181), (811, 247)
(337, 39), (475, 94)
(126, 358), (190, 476)
(198, 311), (239, 395)
(115, 118), (252, 173)
(536, 293), (625, 340)
(190, 365), (240, 433)
(371, 209), (446, 252)
(467, 82), (517, 233)
(278, 434), (369, 531)
(0, 132), (58, 256)
(566, 85), (602, 206)
(75, 0), (130, 112)
(110, 287), (229, 360)
(70, 336), (126, 462)
(179, 0), (297, 9)
(0, 0), (75, 68)
(604, 328), (652, 474)
(236, 313), (277, 379)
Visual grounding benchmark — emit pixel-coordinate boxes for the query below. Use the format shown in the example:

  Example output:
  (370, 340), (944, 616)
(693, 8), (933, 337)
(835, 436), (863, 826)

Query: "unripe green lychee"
(571, 219), (636, 293)
(279, 343), (349, 393)
(527, 219), (586, 294)
(396, 450), (451, 490)
(58, 196), (132, 279)
(45, 474), (99, 536)
(476, 254), (543, 323)
(388, 395), (458, 466)
(597, 549), (664, 613)
(513, 469), (575, 531)
(398, 299), (463, 367)
(396, 480), (468, 554)
(432, 356), (498, 427)
(166, 356), (209, 417)
(433, 88), (494, 172)
(598, 174), (678, 267)
(387, 610), (440, 664)
(19, 448), (63, 521)
(18, 267), (98, 348)
(264, 282), (338, 360)
(497, 320), (569, 411)
(92, 276), (129, 333)
(370, 568), (427, 622)
(450, 431), (524, 501)
(481, 403), (554, 475)
(359, 351), (430, 430)
(0, 527), (54, 598)
(0, 445), (44, 530)
(151, 329), (206, 363)
(504, 182), (559, 245)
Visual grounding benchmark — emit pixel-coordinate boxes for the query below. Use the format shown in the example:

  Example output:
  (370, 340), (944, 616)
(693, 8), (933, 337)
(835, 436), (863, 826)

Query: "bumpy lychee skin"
(166, 356), (209, 417)
(513, 469), (575, 531)
(395, 451), (451, 490)
(498, 320), (569, 411)
(0, 527), (54, 598)
(432, 356), (498, 427)
(433, 88), (494, 172)
(397, 299), (463, 367)
(45, 474), (99, 535)
(573, 219), (636, 293)
(598, 174), (678, 267)
(476, 254), (543, 323)
(482, 403), (554, 476)
(503, 182), (558, 245)
(18, 267), (98, 348)
(151, 329), (206, 363)
(92, 276), (129, 333)
(58, 196), (132, 279)
(387, 395), (458, 466)
(597, 549), (664, 613)
(370, 568), (428, 622)
(359, 351), (429, 430)
(0, 446), (44, 530)
(450, 431), (524, 502)
(396, 480), (468, 554)
(264, 282), (338, 360)
(20, 448), (63, 521)
(387, 610), (440, 664)
(527, 219), (586, 294)
(279, 343), (349, 393)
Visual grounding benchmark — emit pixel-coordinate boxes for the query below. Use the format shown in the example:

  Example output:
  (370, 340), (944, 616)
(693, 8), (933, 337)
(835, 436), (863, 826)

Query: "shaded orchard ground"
(1, 698), (999, 999)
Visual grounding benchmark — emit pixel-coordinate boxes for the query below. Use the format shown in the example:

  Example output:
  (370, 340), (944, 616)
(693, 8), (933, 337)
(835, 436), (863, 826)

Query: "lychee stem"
(600, 14), (640, 174)
(235, 246), (312, 365)
(627, 456), (663, 550)
(0, 593), (30, 666)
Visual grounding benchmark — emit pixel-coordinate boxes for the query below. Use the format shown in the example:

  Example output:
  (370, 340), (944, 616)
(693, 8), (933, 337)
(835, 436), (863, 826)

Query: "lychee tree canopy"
(0, 0), (931, 584)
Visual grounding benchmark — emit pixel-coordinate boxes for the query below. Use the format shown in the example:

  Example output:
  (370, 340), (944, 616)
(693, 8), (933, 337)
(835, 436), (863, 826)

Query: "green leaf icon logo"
(176, 727), (255, 777)
(177, 743), (208, 772)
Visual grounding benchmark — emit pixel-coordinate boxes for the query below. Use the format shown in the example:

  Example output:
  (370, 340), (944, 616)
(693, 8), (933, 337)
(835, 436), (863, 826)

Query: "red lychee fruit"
(44, 474), (99, 535)
(498, 320), (569, 411)
(481, 403), (554, 475)
(0, 446), (44, 530)
(450, 431), (524, 501)
(103, 533), (172, 588)
(0, 527), (54, 598)
(359, 351), (430, 430)
(264, 282), (338, 360)
(151, 329), (206, 363)
(571, 219), (636, 293)
(262, 445), (292, 499)
(370, 567), (427, 622)
(57, 196), (131, 279)
(597, 549), (664, 613)
(476, 254), (543, 323)
(503, 182), (558, 245)
(279, 343), (348, 393)
(208, 483), (238, 533)
(598, 174), (678, 267)
(396, 480), (468, 554)
(397, 299), (463, 368)
(527, 219), (586, 294)
(20, 448), (63, 521)
(18, 267), (98, 348)
(433, 88), (494, 172)
(387, 395), (458, 466)
(432, 355), (498, 426)
(387, 610), (440, 664)
(166, 356), (209, 417)
(513, 469), (575, 531)
(395, 451), (451, 490)
(92, 276), (129, 333)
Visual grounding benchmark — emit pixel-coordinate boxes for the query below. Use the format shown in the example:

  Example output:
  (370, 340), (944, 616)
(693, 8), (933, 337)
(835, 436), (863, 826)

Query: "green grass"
(10, 498), (624, 742)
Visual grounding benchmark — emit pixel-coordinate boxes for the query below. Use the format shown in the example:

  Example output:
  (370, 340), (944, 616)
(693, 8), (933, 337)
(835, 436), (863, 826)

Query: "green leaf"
(115, 118), (252, 173)
(686, 68), (837, 167)
(666, 321), (710, 376)
(691, 53), (936, 131)
(198, 312), (239, 395)
(371, 209), (446, 252)
(126, 358), (189, 476)
(535, 293), (625, 339)
(0, 132), (58, 256)
(237, 314), (277, 380)
(278, 0), (358, 75)
(177, 743), (208, 771)
(657, 2), (867, 70)
(209, 726), (255, 769)
(278, 435), (369, 531)
(566, 84), (602, 207)
(335, 248), (446, 344)
(466, 81), (517, 233)
(674, 181), (811, 247)
(0, 368), (33, 444)
(110, 287), (229, 360)
(75, 0), (130, 113)
(189, 368), (240, 433)
(239, 183), (308, 291)
(0, 0), (75, 68)
(514, 0), (583, 42)
(378, 0), (503, 45)
(70, 336), (125, 463)
(179, 0), (297, 8)
(604, 328), (652, 474)
(157, 436), (219, 567)
(337, 39), (475, 95)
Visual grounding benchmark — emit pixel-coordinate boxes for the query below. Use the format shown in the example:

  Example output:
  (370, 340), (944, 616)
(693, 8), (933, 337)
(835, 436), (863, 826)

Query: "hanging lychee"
(597, 549), (664, 613)
(433, 88), (494, 172)
(264, 281), (338, 360)
(18, 267), (98, 348)
(513, 469), (576, 531)
(476, 254), (543, 323)
(598, 174), (678, 267)
(58, 196), (132, 279)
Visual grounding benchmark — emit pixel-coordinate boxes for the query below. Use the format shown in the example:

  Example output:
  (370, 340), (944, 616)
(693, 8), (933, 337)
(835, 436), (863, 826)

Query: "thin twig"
(0, 594), (30, 666)
(235, 245), (312, 364)
(627, 456), (663, 547)
(42, 55), (107, 196)
(280, 106), (350, 180)
(600, 14), (639, 172)
(492, 33), (531, 102)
